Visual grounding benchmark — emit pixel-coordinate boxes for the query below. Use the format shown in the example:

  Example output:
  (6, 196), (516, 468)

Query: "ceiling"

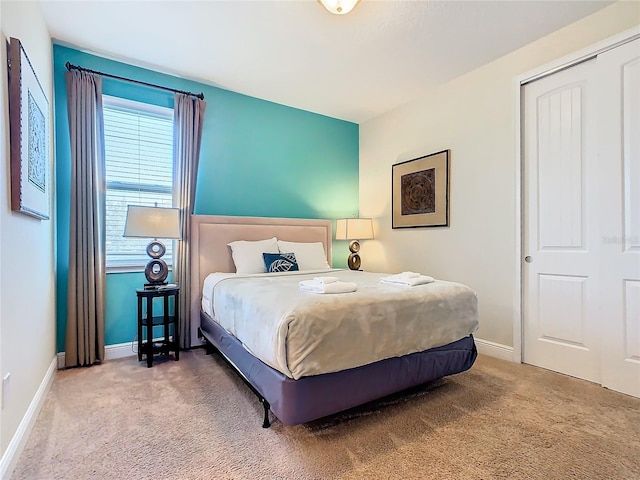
(38, 0), (613, 123)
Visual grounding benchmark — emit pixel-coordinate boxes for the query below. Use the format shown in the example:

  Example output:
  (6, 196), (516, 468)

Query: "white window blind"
(103, 96), (174, 269)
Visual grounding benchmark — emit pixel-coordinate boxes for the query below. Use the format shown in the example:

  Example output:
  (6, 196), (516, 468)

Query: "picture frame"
(392, 149), (450, 228)
(8, 37), (50, 220)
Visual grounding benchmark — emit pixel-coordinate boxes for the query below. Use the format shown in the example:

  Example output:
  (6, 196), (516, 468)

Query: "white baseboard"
(0, 356), (57, 480)
(475, 337), (516, 362)
(103, 342), (136, 361)
(57, 341), (135, 369)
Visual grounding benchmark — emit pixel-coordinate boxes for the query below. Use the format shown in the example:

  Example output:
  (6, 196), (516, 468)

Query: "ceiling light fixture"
(318, 0), (360, 15)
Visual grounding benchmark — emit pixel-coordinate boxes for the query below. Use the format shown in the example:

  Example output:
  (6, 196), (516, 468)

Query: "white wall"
(359, 1), (640, 348)
(0, 0), (56, 469)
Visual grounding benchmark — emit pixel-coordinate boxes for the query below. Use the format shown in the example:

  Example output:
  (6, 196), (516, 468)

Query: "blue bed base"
(200, 310), (477, 426)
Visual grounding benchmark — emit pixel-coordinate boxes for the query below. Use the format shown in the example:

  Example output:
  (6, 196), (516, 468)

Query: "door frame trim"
(513, 25), (640, 364)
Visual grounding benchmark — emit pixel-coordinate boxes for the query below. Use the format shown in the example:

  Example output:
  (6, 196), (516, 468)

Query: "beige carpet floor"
(10, 349), (640, 480)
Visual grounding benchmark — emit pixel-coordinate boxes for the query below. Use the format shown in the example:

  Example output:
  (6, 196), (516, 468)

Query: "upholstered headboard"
(189, 215), (333, 346)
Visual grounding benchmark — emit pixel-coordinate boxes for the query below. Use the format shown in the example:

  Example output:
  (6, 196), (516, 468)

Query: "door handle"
(524, 256), (533, 263)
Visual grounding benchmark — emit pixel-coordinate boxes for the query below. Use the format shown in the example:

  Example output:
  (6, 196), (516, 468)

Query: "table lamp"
(335, 218), (374, 270)
(123, 205), (181, 286)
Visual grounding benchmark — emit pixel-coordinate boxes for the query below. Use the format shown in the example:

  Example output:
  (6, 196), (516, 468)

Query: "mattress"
(201, 269), (478, 379)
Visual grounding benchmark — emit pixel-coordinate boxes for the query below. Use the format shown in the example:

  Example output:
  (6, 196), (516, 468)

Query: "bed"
(190, 215), (478, 427)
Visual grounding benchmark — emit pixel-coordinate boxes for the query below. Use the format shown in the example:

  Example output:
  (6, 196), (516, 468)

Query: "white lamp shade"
(335, 218), (374, 240)
(318, 0), (360, 15)
(123, 205), (182, 239)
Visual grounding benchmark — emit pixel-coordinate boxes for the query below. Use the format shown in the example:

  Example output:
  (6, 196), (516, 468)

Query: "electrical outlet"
(2, 373), (10, 409)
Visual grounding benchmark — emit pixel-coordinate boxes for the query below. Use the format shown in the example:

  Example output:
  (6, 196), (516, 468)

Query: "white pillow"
(228, 237), (279, 274)
(277, 240), (330, 271)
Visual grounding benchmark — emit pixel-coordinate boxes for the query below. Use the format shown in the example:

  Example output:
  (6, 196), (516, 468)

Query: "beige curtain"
(173, 93), (206, 349)
(64, 71), (106, 367)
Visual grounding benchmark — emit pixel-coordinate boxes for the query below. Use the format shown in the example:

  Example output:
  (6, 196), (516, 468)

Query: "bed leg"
(261, 398), (271, 428)
(202, 332), (271, 428)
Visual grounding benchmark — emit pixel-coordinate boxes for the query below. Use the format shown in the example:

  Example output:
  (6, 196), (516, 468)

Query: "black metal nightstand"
(136, 285), (180, 367)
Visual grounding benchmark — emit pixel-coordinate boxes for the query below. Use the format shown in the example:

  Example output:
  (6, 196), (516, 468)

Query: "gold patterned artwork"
(392, 150), (450, 228)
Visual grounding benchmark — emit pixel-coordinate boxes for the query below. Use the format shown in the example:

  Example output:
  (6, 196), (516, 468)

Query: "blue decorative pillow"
(263, 252), (299, 273)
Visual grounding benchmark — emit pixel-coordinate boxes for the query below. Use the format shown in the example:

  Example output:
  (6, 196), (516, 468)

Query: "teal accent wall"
(54, 45), (359, 353)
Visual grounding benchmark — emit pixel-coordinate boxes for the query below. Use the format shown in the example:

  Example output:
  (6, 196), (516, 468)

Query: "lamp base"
(347, 253), (361, 270)
(145, 240), (169, 284)
(145, 258), (169, 284)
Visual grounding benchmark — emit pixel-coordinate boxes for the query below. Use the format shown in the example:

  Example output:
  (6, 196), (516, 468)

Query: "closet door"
(598, 39), (640, 398)
(523, 60), (602, 383)
(524, 38), (640, 398)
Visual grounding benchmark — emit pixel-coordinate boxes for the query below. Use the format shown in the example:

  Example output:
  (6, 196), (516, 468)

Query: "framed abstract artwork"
(392, 149), (450, 228)
(8, 37), (50, 220)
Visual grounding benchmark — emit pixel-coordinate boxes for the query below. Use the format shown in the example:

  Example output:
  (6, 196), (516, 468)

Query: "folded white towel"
(299, 280), (358, 294)
(381, 272), (424, 283)
(380, 274), (435, 287)
(313, 276), (339, 284)
(400, 271), (420, 278)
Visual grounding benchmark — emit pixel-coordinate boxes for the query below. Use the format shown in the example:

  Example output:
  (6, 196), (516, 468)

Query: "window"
(103, 96), (174, 269)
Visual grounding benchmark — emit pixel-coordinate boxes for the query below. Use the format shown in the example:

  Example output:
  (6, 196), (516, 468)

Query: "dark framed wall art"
(8, 37), (50, 220)
(392, 149), (450, 228)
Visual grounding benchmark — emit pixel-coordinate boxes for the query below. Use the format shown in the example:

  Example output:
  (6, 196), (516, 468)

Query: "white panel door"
(523, 60), (602, 383)
(597, 39), (640, 398)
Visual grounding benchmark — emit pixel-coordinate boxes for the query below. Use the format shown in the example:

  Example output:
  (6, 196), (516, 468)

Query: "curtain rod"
(65, 62), (205, 100)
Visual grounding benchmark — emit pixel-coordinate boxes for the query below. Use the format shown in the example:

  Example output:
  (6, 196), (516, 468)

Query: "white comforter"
(202, 269), (478, 380)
